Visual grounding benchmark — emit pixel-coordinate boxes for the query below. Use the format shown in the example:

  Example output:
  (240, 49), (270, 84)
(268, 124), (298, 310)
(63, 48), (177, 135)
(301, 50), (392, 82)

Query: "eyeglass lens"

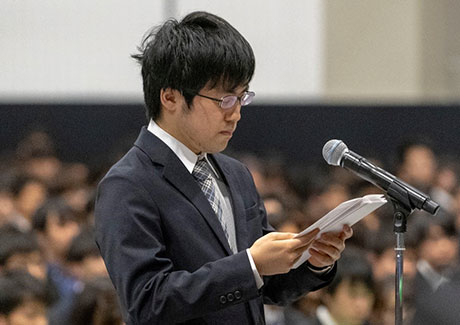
(221, 91), (255, 109)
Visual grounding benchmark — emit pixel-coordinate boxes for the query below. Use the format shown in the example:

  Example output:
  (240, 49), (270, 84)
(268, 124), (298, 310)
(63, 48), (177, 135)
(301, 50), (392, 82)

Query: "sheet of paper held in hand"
(292, 194), (388, 269)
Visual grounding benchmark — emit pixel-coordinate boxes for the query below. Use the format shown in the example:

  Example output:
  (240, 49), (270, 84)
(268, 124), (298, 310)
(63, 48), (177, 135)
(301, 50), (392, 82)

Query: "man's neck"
(155, 118), (201, 155)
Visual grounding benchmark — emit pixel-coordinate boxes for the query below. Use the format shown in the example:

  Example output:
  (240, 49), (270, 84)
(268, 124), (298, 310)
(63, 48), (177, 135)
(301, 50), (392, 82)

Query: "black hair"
(0, 271), (50, 315)
(407, 209), (457, 245)
(326, 246), (375, 296)
(69, 277), (122, 325)
(285, 164), (332, 199)
(66, 228), (100, 263)
(9, 174), (44, 198)
(396, 137), (435, 166)
(0, 227), (40, 266)
(132, 11), (255, 121)
(31, 197), (77, 232)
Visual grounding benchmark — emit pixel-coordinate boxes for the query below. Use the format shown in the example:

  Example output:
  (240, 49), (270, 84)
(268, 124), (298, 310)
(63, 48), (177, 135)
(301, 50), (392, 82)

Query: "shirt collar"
(147, 119), (218, 177)
(417, 259), (449, 291)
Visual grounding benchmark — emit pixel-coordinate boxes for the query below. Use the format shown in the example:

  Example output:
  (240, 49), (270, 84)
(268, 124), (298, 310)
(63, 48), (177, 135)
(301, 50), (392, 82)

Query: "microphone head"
(323, 139), (348, 166)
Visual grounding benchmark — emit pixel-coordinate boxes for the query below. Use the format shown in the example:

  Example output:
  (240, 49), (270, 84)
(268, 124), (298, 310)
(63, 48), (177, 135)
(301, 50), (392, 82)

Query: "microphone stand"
(386, 183), (414, 325)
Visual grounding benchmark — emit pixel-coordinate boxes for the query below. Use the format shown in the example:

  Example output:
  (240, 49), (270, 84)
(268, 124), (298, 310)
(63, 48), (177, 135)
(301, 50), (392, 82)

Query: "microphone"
(322, 139), (440, 215)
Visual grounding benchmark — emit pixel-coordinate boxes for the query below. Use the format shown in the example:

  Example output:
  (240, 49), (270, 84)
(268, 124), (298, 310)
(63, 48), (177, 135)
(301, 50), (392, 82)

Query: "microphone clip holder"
(386, 181), (413, 233)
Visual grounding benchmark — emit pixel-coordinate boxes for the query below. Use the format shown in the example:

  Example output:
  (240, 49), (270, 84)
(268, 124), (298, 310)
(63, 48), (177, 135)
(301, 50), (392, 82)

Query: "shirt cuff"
(306, 261), (334, 274)
(246, 249), (264, 289)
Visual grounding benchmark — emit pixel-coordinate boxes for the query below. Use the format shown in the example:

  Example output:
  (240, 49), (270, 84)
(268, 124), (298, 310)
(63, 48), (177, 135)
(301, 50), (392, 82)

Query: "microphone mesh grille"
(322, 139), (348, 166)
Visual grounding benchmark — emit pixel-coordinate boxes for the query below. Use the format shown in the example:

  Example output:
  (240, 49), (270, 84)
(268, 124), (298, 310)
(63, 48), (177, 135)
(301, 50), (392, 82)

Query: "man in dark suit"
(95, 11), (352, 324)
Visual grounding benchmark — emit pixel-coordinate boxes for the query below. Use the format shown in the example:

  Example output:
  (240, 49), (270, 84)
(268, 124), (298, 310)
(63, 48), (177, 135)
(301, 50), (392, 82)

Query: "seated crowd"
(0, 130), (459, 325)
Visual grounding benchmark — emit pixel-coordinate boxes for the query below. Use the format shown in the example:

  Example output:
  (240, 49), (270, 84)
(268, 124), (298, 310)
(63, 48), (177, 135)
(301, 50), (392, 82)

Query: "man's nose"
(225, 104), (241, 122)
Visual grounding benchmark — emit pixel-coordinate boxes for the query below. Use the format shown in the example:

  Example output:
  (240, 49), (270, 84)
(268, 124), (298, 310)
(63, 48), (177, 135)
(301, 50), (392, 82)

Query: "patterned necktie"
(192, 157), (230, 245)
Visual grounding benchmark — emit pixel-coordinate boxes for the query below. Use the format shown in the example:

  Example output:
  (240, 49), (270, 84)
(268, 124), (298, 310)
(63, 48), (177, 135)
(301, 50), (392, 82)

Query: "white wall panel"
(0, 0), (324, 103)
(176, 0), (324, 103)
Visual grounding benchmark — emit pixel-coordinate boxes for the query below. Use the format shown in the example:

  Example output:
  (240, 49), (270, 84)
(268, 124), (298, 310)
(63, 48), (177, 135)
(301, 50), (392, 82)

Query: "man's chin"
(206, 142), (229, 154)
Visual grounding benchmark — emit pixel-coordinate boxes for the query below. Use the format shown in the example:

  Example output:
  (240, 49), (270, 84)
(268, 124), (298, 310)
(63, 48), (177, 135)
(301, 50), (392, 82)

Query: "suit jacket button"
(227, 293), (235, 302)
(219, 295), (227, 304)
(234, 290), (242, 300)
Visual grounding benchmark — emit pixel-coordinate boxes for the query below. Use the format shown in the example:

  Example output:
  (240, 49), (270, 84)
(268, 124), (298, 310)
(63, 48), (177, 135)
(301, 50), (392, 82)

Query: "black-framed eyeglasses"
(194, 91), (256, 109)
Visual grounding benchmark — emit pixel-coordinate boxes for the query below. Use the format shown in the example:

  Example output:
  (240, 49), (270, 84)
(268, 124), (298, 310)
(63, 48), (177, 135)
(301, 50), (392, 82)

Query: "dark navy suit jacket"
(95, 127), (335, 324)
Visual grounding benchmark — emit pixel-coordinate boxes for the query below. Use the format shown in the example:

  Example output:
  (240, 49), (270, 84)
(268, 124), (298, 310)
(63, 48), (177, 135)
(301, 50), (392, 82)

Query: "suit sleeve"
(238, 165), (336, 305)
(94, 172), (260, 324)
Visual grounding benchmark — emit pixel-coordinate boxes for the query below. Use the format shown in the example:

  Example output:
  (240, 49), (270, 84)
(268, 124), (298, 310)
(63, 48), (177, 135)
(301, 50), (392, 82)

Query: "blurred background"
(1, 1), (459, 324)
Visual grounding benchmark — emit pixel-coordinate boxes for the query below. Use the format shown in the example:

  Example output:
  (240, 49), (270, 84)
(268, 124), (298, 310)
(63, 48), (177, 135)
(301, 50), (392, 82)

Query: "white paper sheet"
(292, 194), (387, 269)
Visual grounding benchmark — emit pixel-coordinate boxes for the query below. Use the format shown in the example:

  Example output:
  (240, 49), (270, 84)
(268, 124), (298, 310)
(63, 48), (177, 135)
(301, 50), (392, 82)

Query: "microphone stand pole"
(386, 183), (413, 325)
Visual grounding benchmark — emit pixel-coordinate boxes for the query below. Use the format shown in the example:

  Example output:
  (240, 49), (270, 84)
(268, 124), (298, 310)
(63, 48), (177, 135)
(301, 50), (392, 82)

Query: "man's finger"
(309, 247), (338, 265)
(267, 232), (297, 240)
(288, 228), (320, 248)
(340, 224), (353, 240)
(311, 241), (341, 259)
(294, 228), (320, 241)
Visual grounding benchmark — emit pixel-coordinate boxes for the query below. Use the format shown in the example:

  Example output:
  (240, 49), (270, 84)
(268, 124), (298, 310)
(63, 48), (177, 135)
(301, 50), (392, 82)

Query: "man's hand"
(249, 229), (320, 276)
(307, 224), (353, 268)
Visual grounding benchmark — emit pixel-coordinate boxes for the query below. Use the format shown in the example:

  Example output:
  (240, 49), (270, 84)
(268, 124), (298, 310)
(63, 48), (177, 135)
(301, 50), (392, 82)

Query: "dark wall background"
(1, 104), (458, 169)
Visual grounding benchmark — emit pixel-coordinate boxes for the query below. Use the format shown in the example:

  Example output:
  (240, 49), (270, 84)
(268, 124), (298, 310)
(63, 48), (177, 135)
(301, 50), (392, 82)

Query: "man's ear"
(160, 88), (183, 113)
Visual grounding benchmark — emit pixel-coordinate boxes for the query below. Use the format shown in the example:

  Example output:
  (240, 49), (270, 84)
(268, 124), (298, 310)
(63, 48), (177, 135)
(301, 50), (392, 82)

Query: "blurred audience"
(69, 277), (123, 325)
(0, 271), (51, 325)
(284, 247), (376, 325)
(0, 226), (46, 281)
(1, 130), (459, 324)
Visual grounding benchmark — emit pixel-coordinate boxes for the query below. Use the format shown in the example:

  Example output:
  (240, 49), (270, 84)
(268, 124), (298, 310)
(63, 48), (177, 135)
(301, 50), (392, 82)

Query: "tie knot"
(192, 158), (212, 182)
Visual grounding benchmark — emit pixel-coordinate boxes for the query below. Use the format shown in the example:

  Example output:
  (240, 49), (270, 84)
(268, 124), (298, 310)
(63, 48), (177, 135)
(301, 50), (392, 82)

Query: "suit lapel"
(134, 128), (233, 255)
(211, 154), (248, 252)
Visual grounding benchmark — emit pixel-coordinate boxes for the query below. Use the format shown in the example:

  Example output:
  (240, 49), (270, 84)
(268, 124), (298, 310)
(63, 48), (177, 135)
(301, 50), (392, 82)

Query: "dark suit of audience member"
(412, 268), (460, 325)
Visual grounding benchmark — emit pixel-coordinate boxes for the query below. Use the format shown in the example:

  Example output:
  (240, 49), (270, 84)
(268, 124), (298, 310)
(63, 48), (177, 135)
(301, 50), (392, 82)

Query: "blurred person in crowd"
(32, 198), (80, 265)
(262, 193), (288, 230)
(430, 158), (459, 215)
(44, 228), (108, 325)
(284, 247), (376, 325)
(411, 215), (458, 312)
(0, 189), (17, 227)
(396, 139), (437, 194)
(31, 198), (81, 325)
(411, 263), (460, 324)
(10, 175), (48, 230)
(0, 270), (50, 325)
(0, 173), (25, 229)
(238, 154), (269, 196)
(259, 154), (292, 198)
(410, 213), (460, 325)
(15, 130), (62, 185)
(95, 11), (352, 324)
(65, 227), (107, 282)
(69, 276), (123, 325)
(282, 289), (324, 325)
(368, 230), (417, 284)
(49, 163), (93, 225)
(60, 183), (92, 224)
(346, 180), (388, 249)
(286, 164), (350, 230)
(302, 181), (350, 229)
(0, 225), (47, 281)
